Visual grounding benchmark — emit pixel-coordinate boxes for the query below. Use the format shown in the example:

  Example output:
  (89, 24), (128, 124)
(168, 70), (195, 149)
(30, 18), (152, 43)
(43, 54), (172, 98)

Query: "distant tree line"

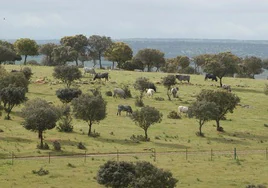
(1, 35), (268, 78)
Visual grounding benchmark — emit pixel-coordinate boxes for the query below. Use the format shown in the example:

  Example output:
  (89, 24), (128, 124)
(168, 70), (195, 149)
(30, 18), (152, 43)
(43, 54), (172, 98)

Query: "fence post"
(11, 152), (14, 165)
(153, 148), (156, 162)
(117, 150), (119, 162)
(84, 151), (87, 163)
(48, 152), (51, 164)
(234, 148), (237, 160)
(186, 148), (188, 160)
(211, 149), (213, 161)
(265, 148), (268, 160)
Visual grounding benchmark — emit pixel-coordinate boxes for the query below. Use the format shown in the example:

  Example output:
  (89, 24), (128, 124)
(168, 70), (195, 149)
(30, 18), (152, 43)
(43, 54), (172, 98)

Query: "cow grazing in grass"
(178, 106), (189, 114)
(84, 67), (96, 75)
(117, 105), (133, 116)
(113, 88), (126, 99)
(148, 82), (156, 92)
(146, 88), (155, 97)
(222, 84), (231, 92)
(170, 87), (179, 98)
(93, 72), (109, 81)
(176, 74), (190, 83)
(205, 73), (217, 82)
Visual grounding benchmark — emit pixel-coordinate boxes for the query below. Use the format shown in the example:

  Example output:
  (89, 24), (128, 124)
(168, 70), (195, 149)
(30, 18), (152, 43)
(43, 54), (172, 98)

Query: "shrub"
(97, 161), (178, 188)
(53, 141), (61, 151)
(135, 97), (144, 107)
(77, 142), (86, 149)
(37, 143), (49, 150)
(167, 111), (181, 119)
(130, 135), (150, 142)
(89, 130), (100, 138)
(22, 67), (33, 80)
(121, 84), (132, 98)
(105, 91), (113, 96)
(154, 97), (165, 101)
(32, 168), (49, 176)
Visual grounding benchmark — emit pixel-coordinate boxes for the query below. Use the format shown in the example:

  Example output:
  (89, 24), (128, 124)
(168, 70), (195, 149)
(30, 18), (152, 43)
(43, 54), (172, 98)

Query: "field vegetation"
(0, 64), (268, 188)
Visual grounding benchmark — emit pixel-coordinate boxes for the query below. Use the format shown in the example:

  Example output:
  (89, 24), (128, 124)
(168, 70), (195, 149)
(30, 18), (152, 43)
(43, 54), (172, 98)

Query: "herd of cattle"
(82, 67), (232, 117)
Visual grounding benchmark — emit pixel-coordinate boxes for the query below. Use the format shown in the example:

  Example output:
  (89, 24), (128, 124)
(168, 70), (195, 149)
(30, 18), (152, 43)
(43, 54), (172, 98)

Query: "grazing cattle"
(170, 87), (179, 98)
(117, 105), (133, 116)
(178, 106), (189, 114)
(176, 74), (190, 83)
(205, 73), (217, 82)
(84, 67), (96, 75)
(146, 88), (155, 97)
(148, 82), (156, 92)
(113, 88), (126, 99)
(222, 84), (232, 92)
(93, 72), (109, 81)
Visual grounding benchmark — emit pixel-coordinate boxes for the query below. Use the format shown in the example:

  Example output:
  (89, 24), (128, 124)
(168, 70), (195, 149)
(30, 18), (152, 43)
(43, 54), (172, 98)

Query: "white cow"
(178, 106), (188, 114)
(84, 67), (96, 75)
(146, 88), (155, 97)
(170, 87), (179, 98)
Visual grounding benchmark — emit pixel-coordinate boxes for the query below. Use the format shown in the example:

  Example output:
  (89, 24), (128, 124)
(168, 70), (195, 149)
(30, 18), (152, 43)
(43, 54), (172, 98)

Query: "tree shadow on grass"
(226, 131), (268, 142)
(208, 136), (248, 145)
(0, 136), (32, 143)
(95, 137), (142, 146)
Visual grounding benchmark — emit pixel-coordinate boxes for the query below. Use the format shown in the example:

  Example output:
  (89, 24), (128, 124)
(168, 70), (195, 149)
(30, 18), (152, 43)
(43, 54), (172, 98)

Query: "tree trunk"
(219, 78), (223, 87)
(112, 61), (115, 69)
(216, 119), (221, 131)
(147, 64), (150, 72)
(75, 59), (78, 66)
(88, 121), (92, 136)
(39, 131), (43, 148)
(167, 89), (171, 101)
(99, 53), (102, 69)
(24, 55), (28, 65)
(144, 128), (148, 141)
(199, 120), (203, 135)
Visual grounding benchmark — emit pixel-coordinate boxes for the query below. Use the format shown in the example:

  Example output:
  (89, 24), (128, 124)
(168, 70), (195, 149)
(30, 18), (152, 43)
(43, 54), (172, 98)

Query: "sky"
(1, 0), (268, 40)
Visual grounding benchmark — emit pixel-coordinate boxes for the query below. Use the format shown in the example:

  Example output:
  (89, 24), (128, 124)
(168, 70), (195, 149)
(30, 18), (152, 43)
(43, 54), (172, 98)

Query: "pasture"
(0, 65), (268, 188)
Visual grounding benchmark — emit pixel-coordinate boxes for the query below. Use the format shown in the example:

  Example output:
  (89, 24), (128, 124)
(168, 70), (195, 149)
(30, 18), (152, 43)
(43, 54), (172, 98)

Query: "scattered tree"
(0, 72), (30, 92)
(131, 106), (162, 141)
(0, 45), (18, 64)
(162, 75), (177, 100)
(188, 100), (219, 136)
(21, 98), (60, 149)
(239, 56), (263, 79)
(135, 48), (165, 72)
(14, 38), (39, 65)
(88, 35), (113, 69)
(104, 42), (133, 69)
(0, 86), (27, 120)
(53, 65), (82, 88)
(177, 55), (190, 70)
(39, 43), (58, 66)
(71, 94), (107, 136)
(196, 89), (240, 131)
(133, 77), (151, 106)
(60, 34), (88, 66)
(202, 52), (241, 87)
(52, 45), (76, 65)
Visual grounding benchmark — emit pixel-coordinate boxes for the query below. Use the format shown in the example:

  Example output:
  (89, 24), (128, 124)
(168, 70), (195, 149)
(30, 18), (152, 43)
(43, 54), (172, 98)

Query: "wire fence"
(1, 147), (267, 165)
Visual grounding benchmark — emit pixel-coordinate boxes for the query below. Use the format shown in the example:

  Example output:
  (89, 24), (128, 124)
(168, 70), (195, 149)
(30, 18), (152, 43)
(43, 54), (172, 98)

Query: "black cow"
(93, 72), (109, 81)
(148, 82), (156, 92)
(117, 105), (133, 116)
(176, 74), (190, 83)
(205, 73), (217, 82)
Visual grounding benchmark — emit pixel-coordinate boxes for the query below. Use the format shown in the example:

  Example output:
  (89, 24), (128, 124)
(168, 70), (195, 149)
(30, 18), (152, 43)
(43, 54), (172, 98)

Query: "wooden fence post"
(84, 151), (87, 163)
(234, 148), (237, 160)
(186, 148), (188, 160)
(48, 152), (51, 164)
(211, 149), (213, 161)
(266, 148), (267, 160)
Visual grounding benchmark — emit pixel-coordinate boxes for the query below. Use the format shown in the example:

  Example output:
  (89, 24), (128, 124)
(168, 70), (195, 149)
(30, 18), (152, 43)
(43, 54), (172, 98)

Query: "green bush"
(53, 141), (61, 151)
(135, 97), (144, 107)
(167, 111), (181, 119)
(32, 168), (49, 176)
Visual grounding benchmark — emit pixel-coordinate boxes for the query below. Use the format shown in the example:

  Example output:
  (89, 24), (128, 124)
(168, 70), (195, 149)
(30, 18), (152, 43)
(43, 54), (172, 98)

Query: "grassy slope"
(0, 65), (268, 188)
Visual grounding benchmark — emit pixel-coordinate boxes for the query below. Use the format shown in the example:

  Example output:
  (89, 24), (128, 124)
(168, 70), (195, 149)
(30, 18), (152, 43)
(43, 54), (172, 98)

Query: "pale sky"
(1, 0), (268, 40)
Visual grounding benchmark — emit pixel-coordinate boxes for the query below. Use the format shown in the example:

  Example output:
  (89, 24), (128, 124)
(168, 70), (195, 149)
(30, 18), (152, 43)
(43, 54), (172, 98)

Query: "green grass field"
(0, 65), (268, 188)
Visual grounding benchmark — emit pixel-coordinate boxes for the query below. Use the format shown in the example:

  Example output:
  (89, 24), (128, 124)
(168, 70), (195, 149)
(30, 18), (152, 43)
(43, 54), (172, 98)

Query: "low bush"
(167, 111), (181, 119)
(77, 142), (86, 149)
(53, 141), (61, 151)
(130, 134), (150, 142)
(135, 97), (144, 107)
(32, 168), (49, 176)
(105, 91), (113, 96)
